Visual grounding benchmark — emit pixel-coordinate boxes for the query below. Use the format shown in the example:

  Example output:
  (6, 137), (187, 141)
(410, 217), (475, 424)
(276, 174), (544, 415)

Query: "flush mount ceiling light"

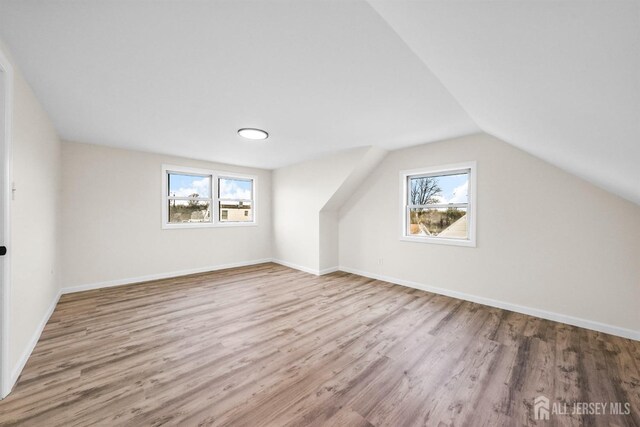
(238, 128), (269, 140)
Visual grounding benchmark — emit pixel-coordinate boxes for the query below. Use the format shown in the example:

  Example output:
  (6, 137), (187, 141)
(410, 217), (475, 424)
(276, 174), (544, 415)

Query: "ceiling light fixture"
(238, 128), (269, 140)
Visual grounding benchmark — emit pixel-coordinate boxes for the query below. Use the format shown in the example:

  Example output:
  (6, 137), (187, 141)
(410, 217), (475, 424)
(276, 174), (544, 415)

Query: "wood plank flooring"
(0, 263), (638, 426)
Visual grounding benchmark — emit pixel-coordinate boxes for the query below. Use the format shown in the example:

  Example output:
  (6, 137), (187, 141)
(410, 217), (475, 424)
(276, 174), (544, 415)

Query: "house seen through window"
(219, 177), (253, 222)
(163, 165), (256, 228)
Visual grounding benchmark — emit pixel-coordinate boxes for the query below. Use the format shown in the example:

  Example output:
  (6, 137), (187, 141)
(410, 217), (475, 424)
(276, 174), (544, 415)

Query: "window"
(167, 172), (213, 225)
(162, 165), (256, 228)
(218, 177), (254, 222)
(400, 162), (476, 247)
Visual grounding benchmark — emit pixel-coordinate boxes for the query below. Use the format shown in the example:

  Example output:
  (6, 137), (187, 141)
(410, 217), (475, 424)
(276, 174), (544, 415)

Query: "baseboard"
(61, 258), (274, 295)
(271, 259), (338, 276)
(338, 266), (640, 341)
(59, 257), (340, 296)
(8, 288), (62, 395)
(271, 259), (319, 275)
(319, 266), (339, 275)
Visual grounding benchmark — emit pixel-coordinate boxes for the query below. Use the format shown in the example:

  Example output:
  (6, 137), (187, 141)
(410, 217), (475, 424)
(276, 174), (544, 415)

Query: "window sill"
(216, 222), (258, 228)
(162, 222), (258, 230)
(399, 235), (476, 247)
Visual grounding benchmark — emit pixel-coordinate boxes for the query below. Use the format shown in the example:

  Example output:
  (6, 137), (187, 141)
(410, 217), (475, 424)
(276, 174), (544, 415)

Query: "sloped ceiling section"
(322, 146), (388, 212)
(369, 0), (640, 205)
(0, 0), (477, 169)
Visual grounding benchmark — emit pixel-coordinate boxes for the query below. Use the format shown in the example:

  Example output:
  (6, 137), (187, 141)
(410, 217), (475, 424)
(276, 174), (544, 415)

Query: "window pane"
(219, 177), (252, 200)
(168, 173), (211, 199)
(409, 172), (468, 205)
(408, 207), (467, 238)
(219, 201), (252, 222)
(168, 200), (212, 223)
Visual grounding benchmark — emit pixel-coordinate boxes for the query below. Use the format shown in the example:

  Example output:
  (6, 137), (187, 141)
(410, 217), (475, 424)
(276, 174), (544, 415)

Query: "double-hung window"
(162, 165), (256, 228)
(400, 162), (476, 247)
(218, 177), (254, 223)
(166, 170), (213, 225)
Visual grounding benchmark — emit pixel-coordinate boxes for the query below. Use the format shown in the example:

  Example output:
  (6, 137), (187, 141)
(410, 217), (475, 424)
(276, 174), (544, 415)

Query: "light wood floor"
(0, 263), (638, 426)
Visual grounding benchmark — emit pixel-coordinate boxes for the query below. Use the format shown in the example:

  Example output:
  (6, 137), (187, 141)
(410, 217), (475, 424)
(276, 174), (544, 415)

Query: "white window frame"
(217, 174), (255, 225)
(399, 161), (476, 247)
(162, 165), (257, 229)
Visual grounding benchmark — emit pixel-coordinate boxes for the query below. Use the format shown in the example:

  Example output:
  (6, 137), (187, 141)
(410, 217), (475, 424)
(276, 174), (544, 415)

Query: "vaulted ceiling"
(0, 1), (638, 204)
(370, 0), (640, 205)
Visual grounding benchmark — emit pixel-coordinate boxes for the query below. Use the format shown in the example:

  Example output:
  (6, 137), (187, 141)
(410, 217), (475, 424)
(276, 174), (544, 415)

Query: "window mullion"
(167, 199), (213, 203)
(214, 174), (219, 224)
(408, 203), (468, 209)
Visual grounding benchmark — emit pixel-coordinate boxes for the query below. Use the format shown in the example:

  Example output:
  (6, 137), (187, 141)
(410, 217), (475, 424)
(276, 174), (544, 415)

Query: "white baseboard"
(8, 288), (62, 394)
(271, 259), (319, 275)
(319, 266), (339, 275)
(61, 257), (338, 298)
(339, 266), (639, 341)
(60, 258), (273, 295)
(271, 259), (337, 276)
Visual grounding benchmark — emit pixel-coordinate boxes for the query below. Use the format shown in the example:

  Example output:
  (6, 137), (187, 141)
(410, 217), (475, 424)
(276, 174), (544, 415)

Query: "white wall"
(318, 147), (387, 272)
(272, 147), (386, 274)
(339, 133), (640, 337)
(318, 211), (339, 273)
(272, 148), (368, 272)
(1, 40), (62, 384)
(60, 142), (272, 289)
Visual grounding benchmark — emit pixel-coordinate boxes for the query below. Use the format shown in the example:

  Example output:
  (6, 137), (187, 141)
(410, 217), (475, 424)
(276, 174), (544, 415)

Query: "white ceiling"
(0, 0), (477, 169)
(0, 1), (638, 204)
(369, 0), (640, 205)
